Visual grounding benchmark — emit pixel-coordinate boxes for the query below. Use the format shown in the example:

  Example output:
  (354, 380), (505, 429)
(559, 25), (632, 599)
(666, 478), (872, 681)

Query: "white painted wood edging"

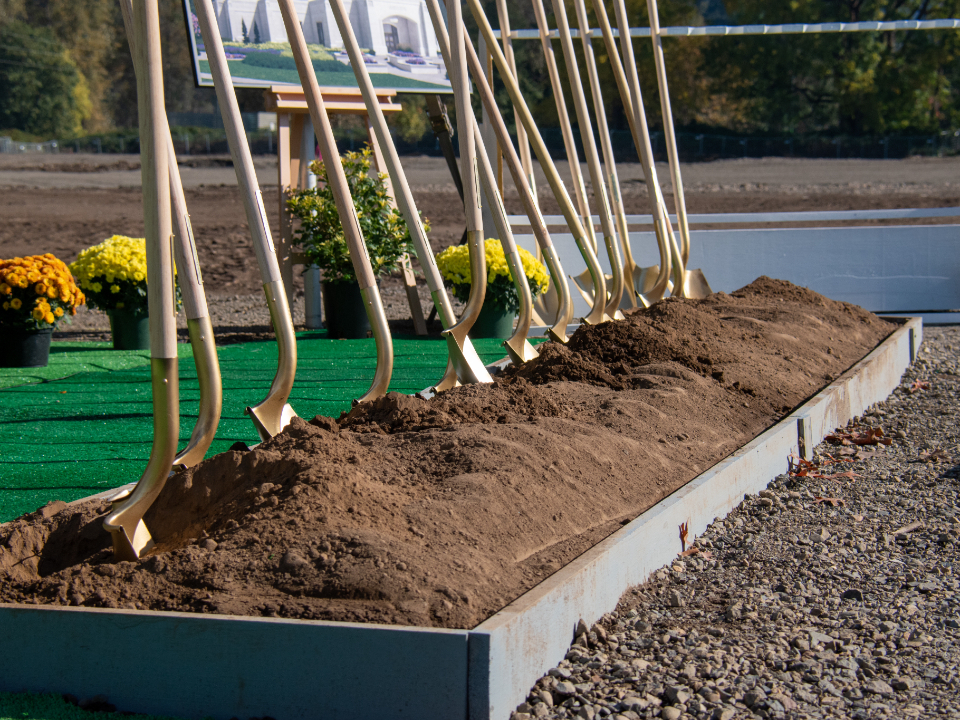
(0, 318), (921, 720)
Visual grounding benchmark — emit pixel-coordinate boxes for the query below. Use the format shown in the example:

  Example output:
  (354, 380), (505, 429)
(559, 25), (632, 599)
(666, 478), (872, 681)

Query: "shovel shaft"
(441, 0), (487, 338)
(194, 0), (281, 286)
(457, 25), (574, 339)
(173, 316), (222, 467)
(119, 0), (221, 467)
(465, 0), (608, 325)
(609, 0), (676, 296)
(549, 0), (624, 318)
(324, 0), (456, 327)
(104, 0), (179, 559)
(276, 0), (392, 403)
(530, 0), (597, 253)
(475, 127), (536, 362)
(645, 0), (691, 266)
(167, 134), (207, 320)
(570, 0), (637, 308)
(493, 0), (534, 190)
(195, 0), (297, 435)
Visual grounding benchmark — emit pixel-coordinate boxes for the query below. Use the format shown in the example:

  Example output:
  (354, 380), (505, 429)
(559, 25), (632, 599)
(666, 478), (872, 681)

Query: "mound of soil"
(0, 279), (892, 629)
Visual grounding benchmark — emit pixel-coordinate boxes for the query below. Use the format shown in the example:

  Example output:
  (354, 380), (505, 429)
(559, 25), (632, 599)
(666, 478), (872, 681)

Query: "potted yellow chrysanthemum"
(0, 254), (85, 367)
(435, 239), (549, 338)
(69, 235), (179, 350)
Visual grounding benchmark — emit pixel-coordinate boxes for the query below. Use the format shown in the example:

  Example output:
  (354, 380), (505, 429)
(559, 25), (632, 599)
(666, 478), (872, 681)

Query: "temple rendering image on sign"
(183, 0), (452, 92)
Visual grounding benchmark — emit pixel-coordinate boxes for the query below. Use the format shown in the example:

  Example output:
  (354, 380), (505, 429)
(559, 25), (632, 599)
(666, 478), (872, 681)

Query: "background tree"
(702, 0), (960, 135)
(0, 21), (91, 136)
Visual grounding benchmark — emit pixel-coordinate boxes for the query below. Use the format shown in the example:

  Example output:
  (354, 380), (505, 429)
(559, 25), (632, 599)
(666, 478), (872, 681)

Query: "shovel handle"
(549, 0), (625, 317)
(646, 0), (691, 266)
(429, 3), (572, 341)
(529, 0), (597, 253)
(465, 0), (609, 324)
(104, 0), (179, 559)
(323, 0), (456, 326)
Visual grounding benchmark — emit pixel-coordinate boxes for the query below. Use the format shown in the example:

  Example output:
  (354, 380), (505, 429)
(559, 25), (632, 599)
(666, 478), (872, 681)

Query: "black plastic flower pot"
(322, 280), (371, 339)
(108, 310), (150, 350)
(0, 328), (53, 368)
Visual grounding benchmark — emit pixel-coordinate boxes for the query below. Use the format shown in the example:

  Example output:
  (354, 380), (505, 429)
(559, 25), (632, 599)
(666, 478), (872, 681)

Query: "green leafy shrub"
(286, 145), (421, 283)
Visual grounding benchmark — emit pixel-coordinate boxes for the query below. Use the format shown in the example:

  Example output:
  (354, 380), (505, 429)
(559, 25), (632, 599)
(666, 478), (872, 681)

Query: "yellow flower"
(133, 271), (144, 282)
(0, 283), (9, 295)
(31, 307), (44, 321)
(92, 282), (103, 293)
(110, 285), (120, 294)
(54, 307), (64, 318)
(10, 298), (21, 310)
(44, 312), (54, 324)
(2, 302), (8, 311)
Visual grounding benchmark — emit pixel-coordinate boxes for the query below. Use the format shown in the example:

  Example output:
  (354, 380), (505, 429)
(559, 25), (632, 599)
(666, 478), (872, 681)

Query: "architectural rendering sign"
(183, 0), (452, 92)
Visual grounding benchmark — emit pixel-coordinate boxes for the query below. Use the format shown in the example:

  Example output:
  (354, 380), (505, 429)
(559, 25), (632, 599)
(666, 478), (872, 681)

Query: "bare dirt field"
(1, 154), (956, 339)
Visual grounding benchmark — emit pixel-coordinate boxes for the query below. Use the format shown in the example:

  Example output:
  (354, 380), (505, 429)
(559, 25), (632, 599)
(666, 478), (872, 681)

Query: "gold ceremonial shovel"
(645, 0), (712, 300)
(195, 0), (297, 439)
(103, 0), (178, 561)
(468, 0), (611, 326)
(323, 0), (492, 392)
(545, 0), (627, 320)
(118, 0), (222, 470)
(425, 1), (539, 362)
(456, 20), (575, 343)
(438, 0), (493, 368)
(277, 0), (394, 403)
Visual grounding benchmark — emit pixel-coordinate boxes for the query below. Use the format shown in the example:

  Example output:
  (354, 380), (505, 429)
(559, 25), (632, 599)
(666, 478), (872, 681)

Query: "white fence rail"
(498, 18), (960, 40)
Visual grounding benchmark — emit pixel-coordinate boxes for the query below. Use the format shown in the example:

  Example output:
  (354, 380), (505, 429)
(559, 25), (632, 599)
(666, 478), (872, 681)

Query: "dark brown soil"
(0, 279), (892, 629)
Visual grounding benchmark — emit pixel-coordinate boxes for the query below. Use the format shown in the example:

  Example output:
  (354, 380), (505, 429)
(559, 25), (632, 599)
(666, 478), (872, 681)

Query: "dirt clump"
(0, 278), (893, 628)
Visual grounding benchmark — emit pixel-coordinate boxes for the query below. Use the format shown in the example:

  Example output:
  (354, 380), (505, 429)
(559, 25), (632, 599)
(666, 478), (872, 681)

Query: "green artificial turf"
(0, 331), (533, 522)
(0, 693), (184, 720)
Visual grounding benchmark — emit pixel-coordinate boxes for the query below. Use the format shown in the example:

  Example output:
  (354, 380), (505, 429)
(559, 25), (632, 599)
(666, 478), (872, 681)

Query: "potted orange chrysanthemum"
(0, 254), (85, 367)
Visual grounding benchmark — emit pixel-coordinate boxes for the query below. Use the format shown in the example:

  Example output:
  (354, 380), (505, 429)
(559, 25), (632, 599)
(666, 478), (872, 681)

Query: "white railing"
(496, 18), (960, 40)
(0, 138), (60, 154)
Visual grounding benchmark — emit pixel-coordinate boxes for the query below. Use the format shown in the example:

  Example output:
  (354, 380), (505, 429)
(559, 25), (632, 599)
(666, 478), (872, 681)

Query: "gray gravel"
(514, 326), (960, 720)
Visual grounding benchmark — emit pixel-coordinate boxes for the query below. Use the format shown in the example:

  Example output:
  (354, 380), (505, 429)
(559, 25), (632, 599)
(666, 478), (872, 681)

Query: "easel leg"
(366, 116), (427, 336)
(277, 112), (294, 305)
(425, 94), (464, 203)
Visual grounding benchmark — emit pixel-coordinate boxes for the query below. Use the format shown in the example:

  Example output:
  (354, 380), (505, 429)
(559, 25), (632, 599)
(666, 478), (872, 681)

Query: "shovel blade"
(683, 269), (713, 299)
(443, 332), (494, 385)
(247, 402), (297, 443)
(110, 519), (155, 562)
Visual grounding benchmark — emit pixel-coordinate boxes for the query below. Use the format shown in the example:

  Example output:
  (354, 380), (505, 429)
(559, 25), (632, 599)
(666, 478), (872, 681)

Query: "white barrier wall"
(514, 224), (960, 321)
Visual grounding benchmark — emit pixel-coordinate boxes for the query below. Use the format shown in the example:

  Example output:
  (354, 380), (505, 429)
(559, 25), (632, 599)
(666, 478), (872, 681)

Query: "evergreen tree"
(0, 21), (89, 135)
(242, 18), (249, 43)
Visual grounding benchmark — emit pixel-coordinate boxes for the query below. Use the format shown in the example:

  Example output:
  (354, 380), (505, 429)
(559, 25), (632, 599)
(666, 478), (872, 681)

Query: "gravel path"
(514, 326), (960, 720)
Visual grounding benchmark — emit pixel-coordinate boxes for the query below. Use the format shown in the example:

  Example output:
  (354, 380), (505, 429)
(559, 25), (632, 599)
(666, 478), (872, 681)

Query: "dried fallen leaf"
(913, 448), (952, 463)
(813, 496), (846, 507)
(822, 470), (859, 482)
(824, 427), (892, 447)
(679, 522), (689, 552)
(909, 380), (930, 394)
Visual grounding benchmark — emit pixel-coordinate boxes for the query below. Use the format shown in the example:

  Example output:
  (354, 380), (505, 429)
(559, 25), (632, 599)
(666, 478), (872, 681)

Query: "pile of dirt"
(0, 279), (893, 629)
